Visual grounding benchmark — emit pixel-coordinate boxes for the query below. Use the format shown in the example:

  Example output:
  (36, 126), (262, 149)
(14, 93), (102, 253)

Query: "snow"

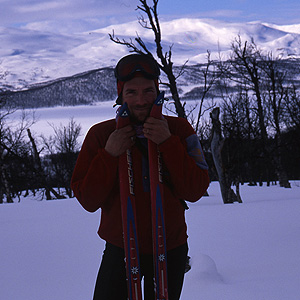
(9, 101), (117, 143)
(1, 181), (299, 300)
(2, 103), (300, 299)
(9, 100), (179, 143)
(2, 17), (300, 89)
(183, 182), (300, 300)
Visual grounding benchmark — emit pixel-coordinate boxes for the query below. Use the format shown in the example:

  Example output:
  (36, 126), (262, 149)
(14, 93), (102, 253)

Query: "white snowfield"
(1, 181), (299, 300)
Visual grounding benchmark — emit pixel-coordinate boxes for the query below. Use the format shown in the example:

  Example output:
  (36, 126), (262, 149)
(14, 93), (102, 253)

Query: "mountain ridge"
(2, 58), (300, 109)
(1, 17), (300, 91)
(1, 67), (117, 108)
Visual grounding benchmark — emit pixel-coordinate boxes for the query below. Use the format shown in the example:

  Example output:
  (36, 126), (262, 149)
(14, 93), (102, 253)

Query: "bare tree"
(284, 85), (300, 131)
(194, 51), (219, 134)
(109, 0), (186, 118)
(226, 36), (269, 143)
(42, 118), (82, 198)
(260, 54), (291, 188)
(210, 107), (242, 203)
(217, 35), (296, 187)
(47, 118), (82, 154)
(219, 36), (274, 186)
(0, 148), (12, 203)
(0, 102), (36, 202)
(27, 128), (66, 200)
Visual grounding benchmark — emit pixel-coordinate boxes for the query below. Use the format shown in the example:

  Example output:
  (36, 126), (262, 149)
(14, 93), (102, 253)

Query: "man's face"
(122, 76), (158, 123)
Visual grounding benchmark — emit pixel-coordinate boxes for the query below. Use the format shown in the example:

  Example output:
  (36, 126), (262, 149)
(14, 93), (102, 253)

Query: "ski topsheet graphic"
(148, 92), (169, 300)
(117, 92), (168, 300)
(117, 102), (142, 300)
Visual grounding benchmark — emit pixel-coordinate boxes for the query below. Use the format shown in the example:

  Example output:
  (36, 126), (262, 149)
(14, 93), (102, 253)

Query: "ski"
(148, 92), (169, 300)
(117, 92), (169, 300)
(117, 103), (143, 300)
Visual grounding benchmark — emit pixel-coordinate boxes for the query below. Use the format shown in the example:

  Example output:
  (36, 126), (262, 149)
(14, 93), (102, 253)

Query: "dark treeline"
(1, 68), (116, 108)
(0, 105), (81, 203)
(203, 126), (300, 184)
(192, 37), (300, 203)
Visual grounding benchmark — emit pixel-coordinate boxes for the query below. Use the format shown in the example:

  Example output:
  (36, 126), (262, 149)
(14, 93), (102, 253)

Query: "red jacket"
(71, 115), (209, 254)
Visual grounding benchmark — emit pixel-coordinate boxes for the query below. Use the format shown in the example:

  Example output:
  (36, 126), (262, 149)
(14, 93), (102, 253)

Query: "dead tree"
(109, 0), (186, 118)
(261, 55), (291, 188)
(210, 107), (242, 204)
(41, 118), (82, 198)
(0, 148), (13, 203)
(284, 85), (300, 131)
(220, 36), (276, 186)
(195, 51), (219, 134)
(27, 129), (65, 200)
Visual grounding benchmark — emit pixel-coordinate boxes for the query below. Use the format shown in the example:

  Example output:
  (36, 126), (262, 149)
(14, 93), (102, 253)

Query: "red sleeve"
(71, 122), (118, 212)
(158, 118), (209, 202)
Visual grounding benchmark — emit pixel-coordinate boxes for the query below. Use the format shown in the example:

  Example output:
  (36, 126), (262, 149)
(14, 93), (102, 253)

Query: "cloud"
(1, 0), (140, 29)
(206, 10), (243, 19)
(16, 1), (66, 13)
(2, 0), (300, 35)
(16, 1), (67, 13)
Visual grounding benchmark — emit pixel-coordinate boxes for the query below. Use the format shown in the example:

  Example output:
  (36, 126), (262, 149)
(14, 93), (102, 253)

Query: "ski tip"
(154, 91), (165, 106)
(118, 102), (130, 118)
(150, 92), (165, 118)
(116, 102), (130, 128)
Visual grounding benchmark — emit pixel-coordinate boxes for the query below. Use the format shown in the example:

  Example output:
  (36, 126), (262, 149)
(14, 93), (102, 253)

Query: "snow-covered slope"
(1, 181), (299, 299)
(1, 18), (300, 89)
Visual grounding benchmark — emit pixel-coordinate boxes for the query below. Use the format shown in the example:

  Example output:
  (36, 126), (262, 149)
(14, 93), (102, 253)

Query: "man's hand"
(143, 117), (171, 145)
(105, 125), (136, 157)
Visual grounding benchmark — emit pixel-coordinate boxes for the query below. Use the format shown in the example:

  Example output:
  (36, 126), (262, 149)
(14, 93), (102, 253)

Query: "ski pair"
(117, 92), (169, 300)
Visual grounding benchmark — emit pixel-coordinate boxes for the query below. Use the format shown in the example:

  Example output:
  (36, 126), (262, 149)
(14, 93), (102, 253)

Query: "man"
(71, 53), (209, 300)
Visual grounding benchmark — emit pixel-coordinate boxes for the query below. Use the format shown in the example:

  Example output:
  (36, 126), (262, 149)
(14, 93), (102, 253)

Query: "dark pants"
(93, 242), (188, 300)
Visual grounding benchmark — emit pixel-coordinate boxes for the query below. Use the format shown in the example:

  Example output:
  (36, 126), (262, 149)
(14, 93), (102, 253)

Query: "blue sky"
(158, 0), (300, 24)
(1, 0), (300, 33)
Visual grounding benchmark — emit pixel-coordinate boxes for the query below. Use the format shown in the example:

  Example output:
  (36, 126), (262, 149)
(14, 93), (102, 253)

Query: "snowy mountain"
(1, 18), (300, 91)
(2, 68), (117, 108)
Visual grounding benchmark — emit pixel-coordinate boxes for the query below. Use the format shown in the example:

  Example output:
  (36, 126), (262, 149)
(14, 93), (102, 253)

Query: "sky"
(1, 0), (300, 34)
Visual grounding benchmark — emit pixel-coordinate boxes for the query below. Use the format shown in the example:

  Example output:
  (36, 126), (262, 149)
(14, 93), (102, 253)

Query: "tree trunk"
(166, 72), (186, 119)
(0, 164), (13, 203)
(210, 107), (242, 204)
(274, 136), (291, 188)
(0, 148), (13, 203)
(234, 179), (243, 203)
